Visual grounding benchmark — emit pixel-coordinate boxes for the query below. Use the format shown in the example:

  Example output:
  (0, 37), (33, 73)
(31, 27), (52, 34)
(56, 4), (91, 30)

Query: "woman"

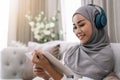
(32, 4), (114, 80)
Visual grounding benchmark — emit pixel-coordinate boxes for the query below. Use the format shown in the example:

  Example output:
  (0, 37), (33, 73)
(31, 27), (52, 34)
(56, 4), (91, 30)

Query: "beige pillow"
(23, 42), (60, 80)
(28, 41), (60, 58)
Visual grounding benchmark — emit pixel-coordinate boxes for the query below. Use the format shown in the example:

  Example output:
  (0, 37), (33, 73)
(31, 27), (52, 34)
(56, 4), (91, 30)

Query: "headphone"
(88, 4), (107, 29)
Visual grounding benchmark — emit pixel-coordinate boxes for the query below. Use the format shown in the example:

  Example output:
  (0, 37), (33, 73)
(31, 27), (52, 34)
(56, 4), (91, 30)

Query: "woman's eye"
(79, 24), (84, 26)
(73, 26), (76, 29)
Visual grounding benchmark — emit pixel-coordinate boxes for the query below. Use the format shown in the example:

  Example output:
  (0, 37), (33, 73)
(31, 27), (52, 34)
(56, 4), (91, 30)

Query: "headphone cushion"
(95, 11), (107, 29)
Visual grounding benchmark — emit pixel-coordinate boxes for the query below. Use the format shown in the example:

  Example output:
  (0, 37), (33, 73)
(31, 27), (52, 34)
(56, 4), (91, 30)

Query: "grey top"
(64, 5), (114, 80)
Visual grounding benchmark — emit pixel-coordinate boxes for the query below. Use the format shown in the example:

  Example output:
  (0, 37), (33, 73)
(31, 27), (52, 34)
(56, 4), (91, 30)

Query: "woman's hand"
(33, 64), (50, 80)
(32, 50), (50, 70)
(32, 50), (63, 80)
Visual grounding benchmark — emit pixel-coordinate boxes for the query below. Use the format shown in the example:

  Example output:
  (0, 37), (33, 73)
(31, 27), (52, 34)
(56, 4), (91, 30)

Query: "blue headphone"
(88, 4), (107, 29)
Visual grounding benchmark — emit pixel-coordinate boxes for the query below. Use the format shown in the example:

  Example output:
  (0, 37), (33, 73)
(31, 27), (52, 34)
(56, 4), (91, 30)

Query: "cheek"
(81, 23), (92, 41)
(86, 31), (92, 41)
(85, 26), (92, 40)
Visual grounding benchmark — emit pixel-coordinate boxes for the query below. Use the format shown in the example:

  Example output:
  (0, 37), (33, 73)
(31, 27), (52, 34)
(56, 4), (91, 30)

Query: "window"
(60, 0), (81, 42)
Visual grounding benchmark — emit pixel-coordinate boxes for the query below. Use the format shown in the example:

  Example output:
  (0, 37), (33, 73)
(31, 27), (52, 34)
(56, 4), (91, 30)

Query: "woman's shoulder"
(100, 44), (113, 55)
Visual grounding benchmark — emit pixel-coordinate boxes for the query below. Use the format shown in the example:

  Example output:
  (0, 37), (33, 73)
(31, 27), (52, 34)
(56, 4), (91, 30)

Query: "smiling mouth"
(79, 36), (84, 40)
(78, 34), (85, 40)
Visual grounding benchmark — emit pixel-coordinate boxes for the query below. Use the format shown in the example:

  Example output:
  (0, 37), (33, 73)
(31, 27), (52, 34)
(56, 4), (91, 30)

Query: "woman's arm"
(32, 50), (63, 80)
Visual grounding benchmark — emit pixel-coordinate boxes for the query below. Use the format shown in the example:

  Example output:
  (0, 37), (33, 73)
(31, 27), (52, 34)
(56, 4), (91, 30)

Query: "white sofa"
(1, 41), (120, 80)
(1, 47), (34, 80)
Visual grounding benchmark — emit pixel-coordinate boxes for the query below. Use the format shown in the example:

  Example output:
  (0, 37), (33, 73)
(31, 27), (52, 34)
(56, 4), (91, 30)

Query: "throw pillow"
(23, 42), (60, 80)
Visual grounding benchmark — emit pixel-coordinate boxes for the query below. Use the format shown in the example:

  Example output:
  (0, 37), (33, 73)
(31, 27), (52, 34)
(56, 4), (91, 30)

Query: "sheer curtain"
(8, 0), (46, 46)
(82, 0), (120, 43)
(60, 0), (81, 42)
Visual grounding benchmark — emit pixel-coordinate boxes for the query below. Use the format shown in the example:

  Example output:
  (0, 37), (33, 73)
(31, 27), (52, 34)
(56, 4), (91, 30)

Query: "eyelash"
(73, 24), (85, 32)
(79, 24), (85, 27)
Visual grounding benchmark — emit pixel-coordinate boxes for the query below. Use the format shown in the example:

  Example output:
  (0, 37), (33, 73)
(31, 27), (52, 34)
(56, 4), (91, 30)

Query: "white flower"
(34, 34), (41, 41)
(36, 23), (41, 29)
(35, 16), (41, 22)
(43, 30), (51, 35)
(39, 23), (45, 28)
(51, 33), (55, 38)
(52, 16), (57, 21)
(49, 22), (55, 28)
(33, 29), (39, 35)
(25, 15), (32, 20)
(29, 21), (35, 27)
(26, 11), (58, 43)
(45, 24), (49, 28)
(31, 26), (39, 33)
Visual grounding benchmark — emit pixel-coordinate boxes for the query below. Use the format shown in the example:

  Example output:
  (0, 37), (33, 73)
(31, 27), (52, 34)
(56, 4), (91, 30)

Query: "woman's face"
(72, 14), (92, 44)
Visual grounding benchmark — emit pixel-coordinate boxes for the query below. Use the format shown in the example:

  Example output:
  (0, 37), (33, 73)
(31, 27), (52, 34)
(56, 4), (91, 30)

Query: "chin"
(80, 40), (87, 45)
(80, 42), (85, 44)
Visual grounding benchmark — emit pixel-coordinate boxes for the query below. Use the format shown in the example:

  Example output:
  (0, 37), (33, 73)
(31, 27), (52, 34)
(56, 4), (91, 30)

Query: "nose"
(75, 27), (82, 34)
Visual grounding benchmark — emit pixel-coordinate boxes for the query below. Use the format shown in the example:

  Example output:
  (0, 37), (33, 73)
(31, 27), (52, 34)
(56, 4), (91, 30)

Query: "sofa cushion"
(110, 43), (120, 78)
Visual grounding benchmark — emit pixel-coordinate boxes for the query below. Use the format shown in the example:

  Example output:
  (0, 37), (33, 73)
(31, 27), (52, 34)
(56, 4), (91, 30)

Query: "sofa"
(0, 41), (120, 80)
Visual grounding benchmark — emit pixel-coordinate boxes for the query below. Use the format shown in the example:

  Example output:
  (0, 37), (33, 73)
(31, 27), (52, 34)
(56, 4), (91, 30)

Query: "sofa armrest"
(1, 47), (34, 79)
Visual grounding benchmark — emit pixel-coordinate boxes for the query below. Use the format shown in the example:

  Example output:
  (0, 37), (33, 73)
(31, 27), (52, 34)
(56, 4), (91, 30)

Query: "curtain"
(81, 0), (93, 5)
(81, 0), (120, 43)
(8, 0), (45, 46)
(7, 0), (61, 46)
(60, 0), (82, 42)
(47, 0), (63, 40)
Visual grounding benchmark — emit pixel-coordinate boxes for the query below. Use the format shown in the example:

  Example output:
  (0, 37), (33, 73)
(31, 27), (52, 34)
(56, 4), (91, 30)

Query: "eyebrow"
(73, 19), (85, 25)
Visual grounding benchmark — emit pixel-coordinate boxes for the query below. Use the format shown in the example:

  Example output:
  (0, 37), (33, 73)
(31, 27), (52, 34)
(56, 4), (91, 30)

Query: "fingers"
(32, 50), (47, 65)
(33, 64), (44, 72)
(32, 50), (51, 71)
(33, 67), (45, 76)
(34, 50), (44, 59)
(32, 50), (39, 64)
(33, 64), (50, 78)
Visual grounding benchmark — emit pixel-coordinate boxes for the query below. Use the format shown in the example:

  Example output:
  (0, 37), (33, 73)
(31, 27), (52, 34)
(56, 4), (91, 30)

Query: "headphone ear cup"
(87, 4), (107, 29)
(95, 9), (107, 29)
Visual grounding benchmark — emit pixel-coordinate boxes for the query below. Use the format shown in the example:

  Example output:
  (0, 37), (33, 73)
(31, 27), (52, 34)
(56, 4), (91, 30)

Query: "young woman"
(32, 4), (114, 80)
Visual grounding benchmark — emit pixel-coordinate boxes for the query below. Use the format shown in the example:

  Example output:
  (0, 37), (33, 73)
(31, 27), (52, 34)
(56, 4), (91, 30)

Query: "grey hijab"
(64, 5), (114, 80)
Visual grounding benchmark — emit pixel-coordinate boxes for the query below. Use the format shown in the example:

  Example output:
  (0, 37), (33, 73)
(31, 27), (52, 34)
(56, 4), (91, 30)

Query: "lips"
(77, 34), (85, 40)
